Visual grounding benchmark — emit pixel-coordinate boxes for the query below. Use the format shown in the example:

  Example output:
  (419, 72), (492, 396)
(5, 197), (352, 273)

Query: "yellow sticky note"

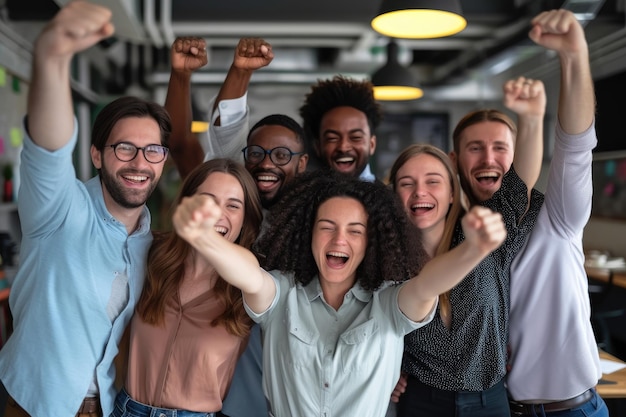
(9, 127), (23, 147)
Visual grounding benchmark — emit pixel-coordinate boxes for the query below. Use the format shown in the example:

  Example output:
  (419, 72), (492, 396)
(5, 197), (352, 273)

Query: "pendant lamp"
(372, 0), (467, 39)
(371, 40), (423, 101)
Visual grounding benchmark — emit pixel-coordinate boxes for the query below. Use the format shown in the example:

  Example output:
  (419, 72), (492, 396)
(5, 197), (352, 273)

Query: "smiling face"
(317, 106), (376, 177)
(395, 153), (454, 238)
(311, 197), (368, 294)
(246, 124), (308, 208)
(197, 172), (245, 243)
(451, 121), (515, 203)
(92, 116), (166, 212)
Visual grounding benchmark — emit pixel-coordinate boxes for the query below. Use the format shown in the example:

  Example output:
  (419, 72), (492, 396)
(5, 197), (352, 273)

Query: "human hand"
(503, 76), (546, 118)
(390, 373), (408, 403)
(232, 37), (274, 71)
(461, 206), (506, 255)
(529, 9), (588, 57)
(171, 36), (208, 74)
(35, 0), (115, 60)
(173, 194), (222, 242)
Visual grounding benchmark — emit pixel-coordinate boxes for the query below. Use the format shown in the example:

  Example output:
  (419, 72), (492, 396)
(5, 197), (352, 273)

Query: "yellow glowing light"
(373, 85), (424, 101)
(372, 9), (467, 39)
(191, 121), (209, 133)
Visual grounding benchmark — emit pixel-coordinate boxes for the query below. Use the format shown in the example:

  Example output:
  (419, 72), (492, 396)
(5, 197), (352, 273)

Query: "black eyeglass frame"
(242, 145), (304, 167)
(107, 142), (169, 164)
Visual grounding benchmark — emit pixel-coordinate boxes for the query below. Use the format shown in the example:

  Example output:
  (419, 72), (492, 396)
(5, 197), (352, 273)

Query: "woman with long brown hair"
(112, 158), (262, 417)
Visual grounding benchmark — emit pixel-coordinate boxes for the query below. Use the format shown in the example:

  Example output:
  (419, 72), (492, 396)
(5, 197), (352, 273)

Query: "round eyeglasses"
(242, 145), (303, 166)
(108, 142), (169, 164)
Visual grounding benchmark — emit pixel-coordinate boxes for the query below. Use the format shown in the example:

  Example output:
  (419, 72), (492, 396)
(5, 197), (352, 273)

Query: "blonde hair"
(389, 144), (464, 324)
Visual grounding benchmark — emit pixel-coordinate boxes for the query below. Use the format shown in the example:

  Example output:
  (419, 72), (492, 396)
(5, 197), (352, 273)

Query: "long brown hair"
(136, 159), (262, 337)
(389, 144), (464, 324)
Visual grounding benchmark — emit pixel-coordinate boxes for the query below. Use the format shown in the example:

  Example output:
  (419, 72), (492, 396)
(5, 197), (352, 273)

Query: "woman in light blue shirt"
(173, 171), (506, 417)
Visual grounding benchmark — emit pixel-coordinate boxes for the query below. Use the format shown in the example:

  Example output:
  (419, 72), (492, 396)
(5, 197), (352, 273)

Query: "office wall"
(0, 67), (26, 203)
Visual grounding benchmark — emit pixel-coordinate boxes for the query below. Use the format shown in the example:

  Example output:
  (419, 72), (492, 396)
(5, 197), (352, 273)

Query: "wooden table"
(598, 350), (626, 398)
(586, 265), (626, 290)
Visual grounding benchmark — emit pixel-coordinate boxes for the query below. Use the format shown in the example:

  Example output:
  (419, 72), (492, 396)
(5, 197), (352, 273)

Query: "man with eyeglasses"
(165, 37), (308, 211)
(0, 2), (170, 417)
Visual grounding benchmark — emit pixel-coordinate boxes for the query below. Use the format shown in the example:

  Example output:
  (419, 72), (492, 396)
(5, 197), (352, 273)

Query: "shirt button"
(220, 102), (229, 109)
(324, 382), (330, 388)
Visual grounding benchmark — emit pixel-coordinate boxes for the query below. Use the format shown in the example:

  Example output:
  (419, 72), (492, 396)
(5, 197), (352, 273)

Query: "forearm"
(398, 240), (489, 321)
(186, 230), (275, 310)
(27, 53), (75, 151)
(212, 65), (253, 123)
(513, 112), (543, 193)
(558, 49), (594, 134)
(164, 70), (204, 178)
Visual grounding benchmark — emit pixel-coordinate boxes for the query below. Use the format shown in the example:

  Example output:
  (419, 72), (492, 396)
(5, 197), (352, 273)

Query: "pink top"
(126, 289), (246, 412)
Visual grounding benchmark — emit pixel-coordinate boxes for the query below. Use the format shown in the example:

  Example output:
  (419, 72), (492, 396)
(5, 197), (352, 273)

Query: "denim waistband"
(114, 388), (216, 417)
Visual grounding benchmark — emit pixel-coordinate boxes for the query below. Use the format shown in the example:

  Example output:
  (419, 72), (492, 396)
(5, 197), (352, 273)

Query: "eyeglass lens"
(112, 143), (168, 163)
(244, 146), (295, 166)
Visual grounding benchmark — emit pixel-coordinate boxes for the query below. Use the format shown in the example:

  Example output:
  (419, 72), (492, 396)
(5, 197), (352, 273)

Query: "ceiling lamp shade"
(371, 0), (467, 39)
(371, 40), (423, 101)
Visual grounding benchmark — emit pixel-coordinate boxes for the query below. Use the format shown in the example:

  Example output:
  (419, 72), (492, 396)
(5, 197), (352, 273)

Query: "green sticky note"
(9, 127), (23, 147)
(0, 67), (6, 87)
(11, 76), (19, 93)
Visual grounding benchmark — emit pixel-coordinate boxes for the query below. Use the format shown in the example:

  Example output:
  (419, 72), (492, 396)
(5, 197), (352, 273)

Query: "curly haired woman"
(173, 170), (506, 417)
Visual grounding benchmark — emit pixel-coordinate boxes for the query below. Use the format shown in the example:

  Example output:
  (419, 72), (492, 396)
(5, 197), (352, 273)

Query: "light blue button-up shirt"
(0, 122), (152, 417)
(246, 270), (435, 417)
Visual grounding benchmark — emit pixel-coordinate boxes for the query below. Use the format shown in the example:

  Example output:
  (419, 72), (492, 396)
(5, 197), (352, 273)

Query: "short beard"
(99, 164), (156, 209)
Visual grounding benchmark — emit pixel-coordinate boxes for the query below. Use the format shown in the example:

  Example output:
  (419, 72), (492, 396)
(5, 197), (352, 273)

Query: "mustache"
(249, 168), (285, 179)
(118, 168), (154, 180)
(331, 151), (356, 159)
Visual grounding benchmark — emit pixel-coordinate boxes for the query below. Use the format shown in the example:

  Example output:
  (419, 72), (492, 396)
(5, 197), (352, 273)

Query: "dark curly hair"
(299, 75), (382, 146)
(254, 170), (427, 291)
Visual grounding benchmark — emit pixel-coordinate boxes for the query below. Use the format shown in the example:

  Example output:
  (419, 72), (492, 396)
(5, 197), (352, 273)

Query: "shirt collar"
(302, 276), (373, 303)
(359, 163), (376, 183)
(87, 175), (151, 235)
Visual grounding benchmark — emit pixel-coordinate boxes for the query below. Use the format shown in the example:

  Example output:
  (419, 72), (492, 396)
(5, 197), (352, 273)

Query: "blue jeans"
(397, 376), (511, 417)
(110, 388), (216, 417)
(508, 389), (608, 417)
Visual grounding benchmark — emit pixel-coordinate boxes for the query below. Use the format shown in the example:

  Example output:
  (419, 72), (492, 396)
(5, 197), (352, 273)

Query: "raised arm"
(28, 0), (114, 150)
(173, 194), (276, 313)
(163, 37), (208, 179)
(529, 9), (594, 133)
(211, 37), (274, 124)
(504, 76), (546, 197)
(398, 206), (506, 321)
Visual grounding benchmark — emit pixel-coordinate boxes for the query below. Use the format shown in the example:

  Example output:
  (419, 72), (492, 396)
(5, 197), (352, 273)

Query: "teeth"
(412, 203), (434, 210)
(214, 226), (227, 235)
(327, 251), (348, 258)
(476, 171), (499, 179)
(257, 175), (278, 182)
(124, 175), (147, 182)
(336, 157), (354, 163)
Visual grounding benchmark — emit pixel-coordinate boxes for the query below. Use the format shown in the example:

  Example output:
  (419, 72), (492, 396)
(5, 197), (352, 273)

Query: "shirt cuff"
(212, 93), (248, 126)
